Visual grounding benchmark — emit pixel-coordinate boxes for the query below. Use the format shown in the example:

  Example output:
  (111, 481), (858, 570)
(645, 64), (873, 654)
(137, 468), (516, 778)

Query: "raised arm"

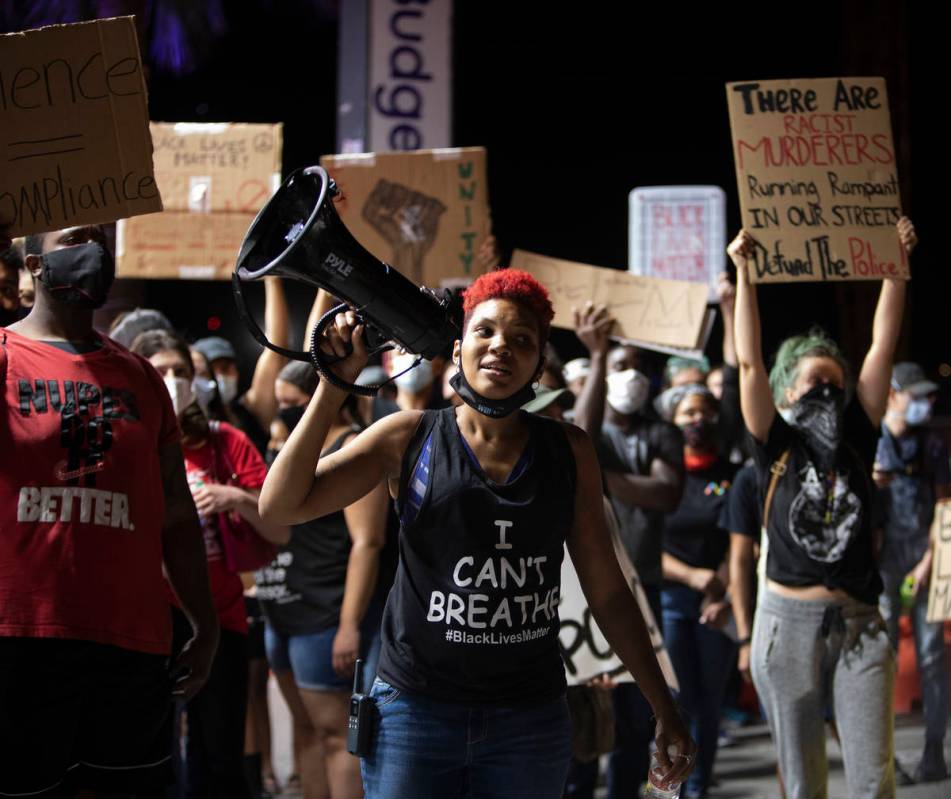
(856, 217), (916, 426)
(572, 301), (614, 438)
(159, 443), (220, 699)
(333, 470), (389, 677)
(259, 310), (418, 525)
(729, 231), (775, 442)
(302, 289), (338, 349)
(717, 271), (737, 368)
(242, 277), (289, 431)
(565, 425), (696, 785)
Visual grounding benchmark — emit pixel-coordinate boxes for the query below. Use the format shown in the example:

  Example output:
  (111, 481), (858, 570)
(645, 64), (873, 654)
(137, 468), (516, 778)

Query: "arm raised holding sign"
(727, 217), (918, 797)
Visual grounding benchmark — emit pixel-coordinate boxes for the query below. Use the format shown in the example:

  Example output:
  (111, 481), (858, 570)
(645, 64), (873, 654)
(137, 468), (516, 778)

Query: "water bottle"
(900, 574), (916, 612)
(644, 745), (682, 798)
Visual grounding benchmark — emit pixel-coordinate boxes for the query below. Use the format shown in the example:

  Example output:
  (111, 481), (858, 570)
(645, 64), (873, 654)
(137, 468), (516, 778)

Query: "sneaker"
(894, 757), (915, 786)
(913, 740), (948, 783)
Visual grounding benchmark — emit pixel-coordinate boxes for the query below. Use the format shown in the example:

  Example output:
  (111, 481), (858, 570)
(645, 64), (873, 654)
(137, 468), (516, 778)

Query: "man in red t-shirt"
(0, 224), (219, 796)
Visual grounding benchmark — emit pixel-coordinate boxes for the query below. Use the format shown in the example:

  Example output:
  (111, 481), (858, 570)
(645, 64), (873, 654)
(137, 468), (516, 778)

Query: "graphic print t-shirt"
(753, 401), (882, 604)
(181, 423), (268, 634)
(0, 330), (180, 654)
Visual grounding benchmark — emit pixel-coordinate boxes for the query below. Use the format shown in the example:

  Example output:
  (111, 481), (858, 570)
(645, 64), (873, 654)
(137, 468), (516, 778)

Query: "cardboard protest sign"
(116, 122), (282, 279)
(559, 498), (678, 689)
(628, 186), (726, 301)
(726, 77), (906, 283)
(0, 17), (161, 237)
(926, 500), (951, 623)
(511, 249), (709, 351)
(319, 147), (491, 288)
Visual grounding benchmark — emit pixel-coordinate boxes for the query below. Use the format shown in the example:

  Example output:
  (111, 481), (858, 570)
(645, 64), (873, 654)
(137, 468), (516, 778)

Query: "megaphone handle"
(309, 303), (379, 398)
(231, 272), (313, 362)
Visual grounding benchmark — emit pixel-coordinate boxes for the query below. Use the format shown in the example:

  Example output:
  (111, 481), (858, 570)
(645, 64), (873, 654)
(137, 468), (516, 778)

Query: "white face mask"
(164, 376), (196, 418)
(391, 355), (433, 393)
(606, 369), (649, 416)
(192, 377), (218, 416)
(216, 374), (239, 405)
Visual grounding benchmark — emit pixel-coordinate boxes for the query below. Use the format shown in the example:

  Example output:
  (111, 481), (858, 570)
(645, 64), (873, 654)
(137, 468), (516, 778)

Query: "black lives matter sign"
(0, 17), (162, 237)
(726, 77), (906, 283)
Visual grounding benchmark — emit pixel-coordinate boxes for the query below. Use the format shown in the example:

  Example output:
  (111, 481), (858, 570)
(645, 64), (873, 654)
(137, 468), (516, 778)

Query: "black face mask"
(39, 242), (115, 309)
(449, 362), (538, 419)
(790, 383), (846, 468)
(278, 405), (307, 434)
(682, 419), (716, 450)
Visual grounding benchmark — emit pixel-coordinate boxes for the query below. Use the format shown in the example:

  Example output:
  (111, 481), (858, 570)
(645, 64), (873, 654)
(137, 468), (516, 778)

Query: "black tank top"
(377, 407), (577, 706)
(257, 428), (358, 635)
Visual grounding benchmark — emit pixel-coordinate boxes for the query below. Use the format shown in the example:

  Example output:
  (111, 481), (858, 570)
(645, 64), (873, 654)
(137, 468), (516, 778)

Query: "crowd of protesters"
(1, 213), (948, 799)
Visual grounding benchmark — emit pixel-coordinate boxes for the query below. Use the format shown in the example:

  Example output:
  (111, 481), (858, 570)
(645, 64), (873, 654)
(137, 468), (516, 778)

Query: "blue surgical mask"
(905, 397), (932, 426)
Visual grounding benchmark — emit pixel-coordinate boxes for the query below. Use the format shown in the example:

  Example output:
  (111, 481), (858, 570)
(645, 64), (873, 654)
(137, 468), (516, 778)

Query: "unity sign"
(727, 77), (906, 283)
(0, 17), (161, 236)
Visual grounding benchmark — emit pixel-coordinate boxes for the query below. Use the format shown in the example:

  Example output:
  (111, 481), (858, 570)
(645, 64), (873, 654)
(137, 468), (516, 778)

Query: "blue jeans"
(360, 679), (572, 799)
(880, 570), (948, 743)
(661, 583), (737, 795)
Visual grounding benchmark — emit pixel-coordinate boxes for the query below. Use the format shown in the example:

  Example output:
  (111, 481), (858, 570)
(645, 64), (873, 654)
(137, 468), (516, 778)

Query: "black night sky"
(3, 1), (946, 396)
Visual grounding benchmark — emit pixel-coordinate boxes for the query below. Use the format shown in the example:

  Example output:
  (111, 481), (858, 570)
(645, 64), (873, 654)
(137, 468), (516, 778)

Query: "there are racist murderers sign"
(0, 17), (161, 237)
(726, 77), (905, 283)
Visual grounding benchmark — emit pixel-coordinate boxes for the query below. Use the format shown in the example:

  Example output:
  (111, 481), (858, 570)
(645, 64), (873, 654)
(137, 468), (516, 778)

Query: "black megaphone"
(232, 166), (460, 396)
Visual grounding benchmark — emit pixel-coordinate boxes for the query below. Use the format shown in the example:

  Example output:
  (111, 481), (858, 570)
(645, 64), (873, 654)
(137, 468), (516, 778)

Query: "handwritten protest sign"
(116, 122), (282, 279)
(628, 186), (725, 301)
(726, 77), (906, 283)
(927, 500), (951, 623)
(511, 249), (709, 350)
(320, 147), (491, 288)
(559, 498), (678, 689)
(0, 17), (161, 237)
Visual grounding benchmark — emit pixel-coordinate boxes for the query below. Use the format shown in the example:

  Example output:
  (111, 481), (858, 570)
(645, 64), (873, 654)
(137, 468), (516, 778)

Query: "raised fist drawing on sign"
(362, 179), (446, 285)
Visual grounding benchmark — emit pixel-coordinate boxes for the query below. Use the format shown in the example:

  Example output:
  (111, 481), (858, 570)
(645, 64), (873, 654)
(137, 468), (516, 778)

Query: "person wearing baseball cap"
(875, 361), (949, 784)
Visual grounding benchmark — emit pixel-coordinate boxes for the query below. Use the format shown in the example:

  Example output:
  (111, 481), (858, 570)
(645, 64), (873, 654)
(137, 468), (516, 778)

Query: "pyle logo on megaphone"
(324, 252), (353, 279)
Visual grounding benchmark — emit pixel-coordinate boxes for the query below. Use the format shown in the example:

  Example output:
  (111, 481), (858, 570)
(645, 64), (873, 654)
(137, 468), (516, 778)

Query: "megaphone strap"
(309, 303), (420, 398)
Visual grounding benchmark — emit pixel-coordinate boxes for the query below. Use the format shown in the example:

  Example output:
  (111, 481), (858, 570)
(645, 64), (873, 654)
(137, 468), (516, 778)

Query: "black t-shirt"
(720, 462), (761, 540)
(378, 407), (576, 706)
(662, 460), (736, 571)
(256, 429), (358, 635)
(753, 400), (882, 604)
(597, 417), (684, 586)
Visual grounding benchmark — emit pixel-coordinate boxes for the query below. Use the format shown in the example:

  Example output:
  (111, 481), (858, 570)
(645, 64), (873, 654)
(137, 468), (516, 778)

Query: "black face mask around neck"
(449, 362), (538, 419)
(39, 242), (115, 309)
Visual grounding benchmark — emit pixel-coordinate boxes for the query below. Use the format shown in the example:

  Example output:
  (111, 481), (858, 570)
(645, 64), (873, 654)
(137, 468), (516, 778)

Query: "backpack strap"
(763, 449), (792, 531)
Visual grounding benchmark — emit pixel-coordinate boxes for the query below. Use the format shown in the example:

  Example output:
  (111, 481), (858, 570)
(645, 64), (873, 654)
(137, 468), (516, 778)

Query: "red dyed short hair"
(462, 269), (555, 341)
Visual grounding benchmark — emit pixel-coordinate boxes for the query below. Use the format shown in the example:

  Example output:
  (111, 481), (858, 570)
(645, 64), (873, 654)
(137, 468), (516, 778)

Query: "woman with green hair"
(729, 217), (917, 799)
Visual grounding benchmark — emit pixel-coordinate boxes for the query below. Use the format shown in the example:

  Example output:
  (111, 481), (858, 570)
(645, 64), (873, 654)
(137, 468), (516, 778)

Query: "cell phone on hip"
(347, 658), (373, 757)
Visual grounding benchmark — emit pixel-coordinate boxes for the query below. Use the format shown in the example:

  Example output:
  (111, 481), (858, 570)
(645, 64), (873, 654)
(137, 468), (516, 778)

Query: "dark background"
(3, 1), (944, 393)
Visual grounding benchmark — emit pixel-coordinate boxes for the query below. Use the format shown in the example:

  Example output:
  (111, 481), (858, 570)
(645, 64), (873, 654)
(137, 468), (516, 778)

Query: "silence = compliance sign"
(726, 77), (906, 283)
(0, 17), (162, 237)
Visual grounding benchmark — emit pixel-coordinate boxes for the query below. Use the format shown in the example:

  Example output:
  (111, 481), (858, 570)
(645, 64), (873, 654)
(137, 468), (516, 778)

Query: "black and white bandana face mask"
(790, 383), (846, 469)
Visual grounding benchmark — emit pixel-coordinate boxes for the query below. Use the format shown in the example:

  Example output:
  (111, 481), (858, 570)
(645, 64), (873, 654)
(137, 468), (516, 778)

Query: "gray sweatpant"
(751, 589), (895, 799)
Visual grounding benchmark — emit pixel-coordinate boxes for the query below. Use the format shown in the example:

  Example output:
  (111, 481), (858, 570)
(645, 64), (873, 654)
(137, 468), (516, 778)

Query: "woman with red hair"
(261, 269), (695, 798)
